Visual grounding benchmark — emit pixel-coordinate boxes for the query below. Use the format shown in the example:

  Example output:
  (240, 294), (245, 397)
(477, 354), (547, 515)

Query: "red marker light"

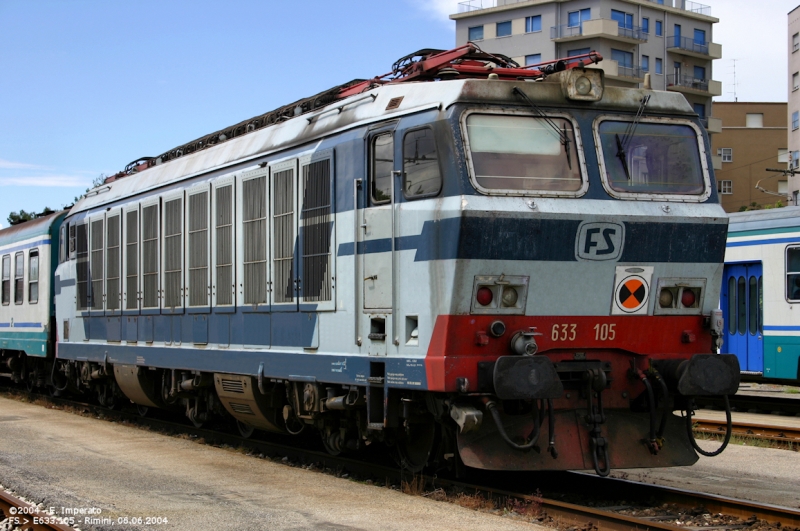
(681, 289), (696, 308)
(476, 287), (494, 306)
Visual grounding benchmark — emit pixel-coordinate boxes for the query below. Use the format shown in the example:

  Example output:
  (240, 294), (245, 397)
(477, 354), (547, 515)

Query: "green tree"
(7, 206), (55, 226)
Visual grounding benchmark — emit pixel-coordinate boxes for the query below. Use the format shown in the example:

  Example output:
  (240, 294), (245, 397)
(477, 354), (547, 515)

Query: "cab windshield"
(465, 113), (582, 193)
(597, 120), (705, 195)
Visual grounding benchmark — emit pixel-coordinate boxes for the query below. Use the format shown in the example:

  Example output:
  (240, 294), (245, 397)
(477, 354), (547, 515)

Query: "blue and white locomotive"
(14, 45), (741, 475)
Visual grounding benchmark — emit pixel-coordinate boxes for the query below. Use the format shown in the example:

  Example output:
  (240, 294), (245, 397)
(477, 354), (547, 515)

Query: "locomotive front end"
(429, 70), (740, 475)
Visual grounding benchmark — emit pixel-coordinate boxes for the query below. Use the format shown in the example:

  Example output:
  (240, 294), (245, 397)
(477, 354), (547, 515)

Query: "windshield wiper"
(513, 86), (572, 169)
(615, 95), (650, 181)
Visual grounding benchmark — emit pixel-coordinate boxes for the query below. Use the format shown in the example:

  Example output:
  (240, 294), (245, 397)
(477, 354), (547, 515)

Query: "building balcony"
(592, 61), (645, 83)
(698, 116), (722, 134)
(666, 36), (722, 59)
(646, 0), (711, 16)
(550, 19), (648, 44)
(666, 74), (722, 96)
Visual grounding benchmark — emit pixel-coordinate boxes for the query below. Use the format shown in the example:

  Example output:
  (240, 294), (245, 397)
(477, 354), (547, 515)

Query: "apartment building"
(711, 103), (788, 212)
(788, 6), (800, 205)
(451, 0), (722, 136)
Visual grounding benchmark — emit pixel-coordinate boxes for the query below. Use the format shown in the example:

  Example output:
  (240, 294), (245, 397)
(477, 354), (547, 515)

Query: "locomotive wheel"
(396, 416), (437, 473)
(237, 420), (255, 439)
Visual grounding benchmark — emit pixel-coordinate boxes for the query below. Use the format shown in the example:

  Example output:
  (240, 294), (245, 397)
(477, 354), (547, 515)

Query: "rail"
(666, 73), (709, 92)
(0, 489), (74, 531)
(667, 35), (710, 55)
(458, 0), (711, 16)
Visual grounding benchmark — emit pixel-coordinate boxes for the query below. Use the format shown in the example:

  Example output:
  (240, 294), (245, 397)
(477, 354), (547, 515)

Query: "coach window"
(371, 132), (393, 204)
(14, 252), (24, 304)
(465, 113), (582, 194)
(787, 246), (800, 301)
(403, 128), (441, 198)
(28, 249), (39, 304)
(1, 255), (9, 305)
(59, 225), (67, 264)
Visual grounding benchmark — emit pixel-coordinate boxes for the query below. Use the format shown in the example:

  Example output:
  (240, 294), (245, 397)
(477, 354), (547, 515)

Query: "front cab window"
(464, 112), (584, 195)
(596, 118), (709, 200)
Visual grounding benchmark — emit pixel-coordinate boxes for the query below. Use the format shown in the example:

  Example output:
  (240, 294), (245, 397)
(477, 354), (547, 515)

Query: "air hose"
(485, 399), (541, 450)
(684, 395), (732, 457)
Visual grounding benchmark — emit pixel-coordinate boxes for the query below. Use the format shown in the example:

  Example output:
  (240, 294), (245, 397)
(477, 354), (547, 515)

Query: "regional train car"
(723, 206), (800, 381)
(52, 45), (739, 476)
(0, 211), (67, 387)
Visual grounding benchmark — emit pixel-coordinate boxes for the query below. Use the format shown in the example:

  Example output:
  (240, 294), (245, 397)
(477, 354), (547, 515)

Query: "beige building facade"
(788, 6), (800, 205)
(451, 0), (722, 134)
(712, 102), (788, 213)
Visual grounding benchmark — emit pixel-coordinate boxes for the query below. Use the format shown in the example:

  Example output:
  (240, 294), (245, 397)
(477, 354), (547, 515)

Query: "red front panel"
(424, 314), (712, 392)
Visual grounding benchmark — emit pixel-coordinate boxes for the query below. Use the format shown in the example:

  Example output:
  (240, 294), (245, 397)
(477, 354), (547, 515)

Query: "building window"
(794, 151), (800, 169)
(611, 9), (633, 29)
(655, 20), (663, 36)
(793, 111), (799, 130)
(787, 246), (800, 301)
(525, 15), (541, 33)
(693, 65), (706, 81)
(746, 113), (763, 128)
(1, 255), (9, 305)
(14, 252), (23, 305)
(642, 55), (649, 72)
(693, 103), (706, 118)
(794, 32), (799, 52)
(496, 21), (512, 37)
(779, 148), (789, 163)
(468, 25), (484, 41)
(611, 49), (633, 68)
(568, 48), (591, 57)
(694, 28), (706, 45)
(568, 8), (590, 28)
(28, 249), (38, 304)
(655, 58), (663, 74)
(794, 73), (799, 91)
(525, 53), (542, 66)
(718, 148), (732, 163)
(642, 17), (649, 34)
(717, 180), (732, 195)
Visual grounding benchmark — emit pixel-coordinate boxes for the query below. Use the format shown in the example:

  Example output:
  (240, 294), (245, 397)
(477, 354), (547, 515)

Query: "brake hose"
(486, 400), (541, 450)
(685, 395), (732, 457)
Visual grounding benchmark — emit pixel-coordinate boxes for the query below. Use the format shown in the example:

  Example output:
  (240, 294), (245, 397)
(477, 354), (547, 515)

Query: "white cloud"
(0, 175), (90, 187)
(0, 158), (48, 170)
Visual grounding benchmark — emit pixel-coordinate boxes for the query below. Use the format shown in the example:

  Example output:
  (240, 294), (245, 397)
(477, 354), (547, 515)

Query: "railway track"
(3, 387), (800, 531)
(0, 488), (74, 531)
(696, 393), (800, 416)
(694, 418), (800, 447)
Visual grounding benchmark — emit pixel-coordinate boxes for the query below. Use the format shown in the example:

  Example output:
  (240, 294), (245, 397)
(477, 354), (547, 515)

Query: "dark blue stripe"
(339, 217), (726, 263)
(764, 325), (800, 331)
(57, 342), (429, 390)
(13, 322), (42, 328)
(0, 323), (8, 328)
(0, 238), (51, 254)
(728, 236), (800, 248)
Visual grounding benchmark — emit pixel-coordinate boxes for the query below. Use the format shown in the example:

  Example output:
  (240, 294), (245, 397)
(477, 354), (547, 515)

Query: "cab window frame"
(460, 108), (589, 198)
(592, 114), (711, 202)
(401, 126), (443, 201)
(786, 245), (800, 303)
(28, 248), (39, 304)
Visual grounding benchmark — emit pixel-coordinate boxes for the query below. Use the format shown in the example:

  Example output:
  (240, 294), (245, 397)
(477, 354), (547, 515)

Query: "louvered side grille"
(242, 177), (267, 305)
(90, 219), (104, 310)
(301, 160), (332, 302)
(126, 210), (138, 310)
(221, 379), (246, 393)
(229, 403), (254, 415)
(106, 215), (121, 311)
(189, 192), (208, 307)
(163, 198), (182, 308)
(273, 169), (294, 303)
(215, 185), (233, 306)
(76, 223), (89, 310)
(142, 204), (159, 309)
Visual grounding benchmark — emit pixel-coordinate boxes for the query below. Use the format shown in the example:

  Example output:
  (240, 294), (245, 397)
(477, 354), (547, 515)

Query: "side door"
(360, 126), (397, 355)
(722, 262), (763, 372)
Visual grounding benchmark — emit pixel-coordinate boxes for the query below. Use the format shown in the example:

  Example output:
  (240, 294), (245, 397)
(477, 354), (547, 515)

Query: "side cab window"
(402, 127), (442, 199)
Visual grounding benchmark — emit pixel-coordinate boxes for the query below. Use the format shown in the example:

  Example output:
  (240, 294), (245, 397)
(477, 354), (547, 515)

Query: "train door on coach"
(722, 263), (764, 372)
(359, 126), (398, 355)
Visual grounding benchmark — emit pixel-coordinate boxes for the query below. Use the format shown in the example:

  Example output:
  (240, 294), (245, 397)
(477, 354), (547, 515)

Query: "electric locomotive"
(48, 45), (739, 475)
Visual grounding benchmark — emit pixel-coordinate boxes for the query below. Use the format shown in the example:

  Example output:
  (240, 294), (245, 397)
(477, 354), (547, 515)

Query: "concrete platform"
(0, 396), (545, 531)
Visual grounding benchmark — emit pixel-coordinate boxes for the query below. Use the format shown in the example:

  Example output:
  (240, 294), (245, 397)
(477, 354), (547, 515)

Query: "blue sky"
(0, 0), (794, 227)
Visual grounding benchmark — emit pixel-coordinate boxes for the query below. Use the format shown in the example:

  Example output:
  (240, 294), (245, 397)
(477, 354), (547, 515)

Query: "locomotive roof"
(0, 211), (67, 247)
(70, 77), (695, 217)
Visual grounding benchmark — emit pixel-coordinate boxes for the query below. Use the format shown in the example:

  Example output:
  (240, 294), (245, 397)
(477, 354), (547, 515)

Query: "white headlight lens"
(575, 76), (592, 95)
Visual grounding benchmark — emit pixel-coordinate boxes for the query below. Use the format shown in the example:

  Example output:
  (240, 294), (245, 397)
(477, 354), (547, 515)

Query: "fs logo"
(575, 221), (624, 261)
